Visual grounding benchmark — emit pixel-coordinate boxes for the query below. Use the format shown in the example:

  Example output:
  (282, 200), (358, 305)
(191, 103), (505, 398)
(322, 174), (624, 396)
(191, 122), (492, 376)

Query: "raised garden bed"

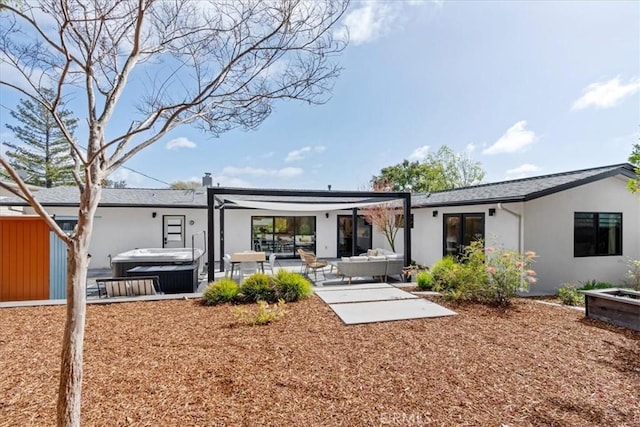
(582, 288), (640, 331)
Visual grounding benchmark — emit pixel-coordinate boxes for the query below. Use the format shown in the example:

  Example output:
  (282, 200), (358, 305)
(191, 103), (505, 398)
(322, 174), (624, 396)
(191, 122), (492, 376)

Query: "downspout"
(498, 203), (526, 291)
(497, 203), (523, 253)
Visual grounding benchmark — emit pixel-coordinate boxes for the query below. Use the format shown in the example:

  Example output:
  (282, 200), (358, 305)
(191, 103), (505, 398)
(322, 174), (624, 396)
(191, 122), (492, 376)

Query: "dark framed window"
(395, 213), (414, 228)
(574, 212), (622, 257)
(251, 215), (316, 258)
(54, 216), (78, 235)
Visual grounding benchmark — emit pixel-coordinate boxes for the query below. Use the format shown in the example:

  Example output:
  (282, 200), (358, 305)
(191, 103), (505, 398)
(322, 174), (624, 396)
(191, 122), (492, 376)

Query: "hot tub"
(111, 248), (204, 277)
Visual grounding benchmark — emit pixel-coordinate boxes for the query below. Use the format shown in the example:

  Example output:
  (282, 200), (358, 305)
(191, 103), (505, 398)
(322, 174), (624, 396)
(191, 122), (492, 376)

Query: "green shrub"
(578, 280), (616, 291)
(239, 273), (278, 303)
(557, 284), (584, 306)
(202, 278), (239, 305)
(273, 270), (313, 302)
(625, 259), (640, 291)
(416, 271), (433, 290)
(233, 300), (287, 325)
(430, 256), (462, 292)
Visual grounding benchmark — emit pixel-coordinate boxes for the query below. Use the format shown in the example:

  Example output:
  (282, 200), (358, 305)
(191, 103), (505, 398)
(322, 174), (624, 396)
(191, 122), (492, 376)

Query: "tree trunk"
(56, 185), (100, 427)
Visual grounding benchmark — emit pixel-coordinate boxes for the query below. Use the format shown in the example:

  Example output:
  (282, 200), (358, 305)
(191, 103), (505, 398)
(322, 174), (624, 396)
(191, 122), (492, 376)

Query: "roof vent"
(202, 172), (213, 187)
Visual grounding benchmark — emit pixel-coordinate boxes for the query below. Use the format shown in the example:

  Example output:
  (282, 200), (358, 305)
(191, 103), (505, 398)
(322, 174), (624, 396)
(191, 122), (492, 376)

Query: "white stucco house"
(1, 163), (638, 294)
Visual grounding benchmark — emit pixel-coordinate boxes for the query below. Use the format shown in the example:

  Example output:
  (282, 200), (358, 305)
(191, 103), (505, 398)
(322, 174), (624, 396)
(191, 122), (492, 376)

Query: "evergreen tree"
(2, 89), (78, 187)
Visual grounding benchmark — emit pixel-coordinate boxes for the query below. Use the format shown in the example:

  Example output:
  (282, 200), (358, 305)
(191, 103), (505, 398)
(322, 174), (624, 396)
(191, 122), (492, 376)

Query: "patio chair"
(297, 248), (313, 274)
(223, 254), (234, 278)
(264, 253), (277, 274)
(300, 251), (328, 281)
(239, 261), (258, 281)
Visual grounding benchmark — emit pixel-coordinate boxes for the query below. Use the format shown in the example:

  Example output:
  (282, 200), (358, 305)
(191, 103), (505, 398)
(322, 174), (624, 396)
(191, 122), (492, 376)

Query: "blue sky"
(1, 0), (639, 190)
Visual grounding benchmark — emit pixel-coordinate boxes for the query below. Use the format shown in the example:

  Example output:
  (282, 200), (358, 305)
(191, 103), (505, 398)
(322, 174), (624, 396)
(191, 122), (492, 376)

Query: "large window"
(443, 213), (485, 258)
(252, 216), (316, 258)
(574, 212), (622, 257)
(54, 216), (78, 235)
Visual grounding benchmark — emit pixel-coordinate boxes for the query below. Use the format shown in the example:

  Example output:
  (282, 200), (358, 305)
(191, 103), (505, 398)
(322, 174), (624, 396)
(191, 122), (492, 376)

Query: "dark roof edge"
(427, 162), (635, 196)
(412, 164), (636, 208)
(523, 164), (636, 202)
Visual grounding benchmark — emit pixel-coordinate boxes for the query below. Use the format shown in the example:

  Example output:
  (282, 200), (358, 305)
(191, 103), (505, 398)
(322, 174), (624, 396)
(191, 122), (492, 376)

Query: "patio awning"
(221, 197), (394, 212)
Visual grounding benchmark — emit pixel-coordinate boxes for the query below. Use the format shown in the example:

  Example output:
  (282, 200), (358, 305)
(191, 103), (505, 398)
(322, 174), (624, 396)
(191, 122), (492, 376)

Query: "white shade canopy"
(221, 197), (396, 212)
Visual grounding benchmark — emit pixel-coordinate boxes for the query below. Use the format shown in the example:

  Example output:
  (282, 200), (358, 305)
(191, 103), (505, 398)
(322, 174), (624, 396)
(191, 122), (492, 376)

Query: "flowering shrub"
(436, 241), (537, 306)
(483, 246), (537, 306)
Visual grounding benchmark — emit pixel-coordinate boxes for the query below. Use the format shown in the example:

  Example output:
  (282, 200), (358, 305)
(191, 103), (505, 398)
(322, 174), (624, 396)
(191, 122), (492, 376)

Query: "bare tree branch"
(0, 158), (72, 244)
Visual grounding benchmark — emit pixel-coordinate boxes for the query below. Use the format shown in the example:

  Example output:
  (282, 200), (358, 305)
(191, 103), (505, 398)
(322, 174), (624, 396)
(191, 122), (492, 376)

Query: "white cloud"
(165, 137), (197, 150)
(572, 76), (640, 110)
(262, 151), (275, 158)
(276, 167), (304, 178)
(464, 143), (476, 153)
(408, 145), (430, 161)
(505, 163), (540, 179)
(483, 121), (537, 155)
(222, 166), (303, 178)
(336, 3), (398, 45)
(285, 145), (326, 162)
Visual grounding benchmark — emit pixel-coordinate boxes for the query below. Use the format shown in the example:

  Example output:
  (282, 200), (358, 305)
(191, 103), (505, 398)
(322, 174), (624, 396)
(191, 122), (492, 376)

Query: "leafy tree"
(0, 1), (348, 425)
(170, 180), (201, 190)
(628, 143), (640, 194)
(372, 160), (445, 192)
(426, 145), (485, 188)
(372, 145), (485, 192)
(101, 179), (127, 189)
(2, 89), (78, 187)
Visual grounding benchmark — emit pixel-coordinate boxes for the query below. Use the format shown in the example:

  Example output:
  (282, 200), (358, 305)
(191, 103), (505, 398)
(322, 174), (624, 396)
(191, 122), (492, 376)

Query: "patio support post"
(403, 193), (411, 267)
(207, 189), (215, 282)
(351, 208), (358, 256)
(219, 206), (225, 272)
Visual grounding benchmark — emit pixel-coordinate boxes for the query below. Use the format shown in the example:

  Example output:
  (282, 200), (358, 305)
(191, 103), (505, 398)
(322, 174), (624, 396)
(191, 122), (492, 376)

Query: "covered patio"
(206, 187), (412, 283)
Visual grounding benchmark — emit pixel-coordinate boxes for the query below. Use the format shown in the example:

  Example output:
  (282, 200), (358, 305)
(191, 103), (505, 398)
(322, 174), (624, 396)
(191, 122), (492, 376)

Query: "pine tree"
(2, 89), (78, 187)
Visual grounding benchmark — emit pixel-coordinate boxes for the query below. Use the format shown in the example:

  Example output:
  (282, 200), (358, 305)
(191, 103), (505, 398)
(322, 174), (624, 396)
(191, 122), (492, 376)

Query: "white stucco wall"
(523, 176), (640, 294)
(24, 205), (209, 269)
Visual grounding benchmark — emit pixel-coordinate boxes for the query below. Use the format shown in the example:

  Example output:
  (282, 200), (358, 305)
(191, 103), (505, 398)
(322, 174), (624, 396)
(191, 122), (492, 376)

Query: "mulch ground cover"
(0, 296), (638, 426)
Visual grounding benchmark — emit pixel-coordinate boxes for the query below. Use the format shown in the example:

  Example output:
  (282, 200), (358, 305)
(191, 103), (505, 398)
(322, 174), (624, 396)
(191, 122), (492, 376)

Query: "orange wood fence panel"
(0, 216), (50, 301)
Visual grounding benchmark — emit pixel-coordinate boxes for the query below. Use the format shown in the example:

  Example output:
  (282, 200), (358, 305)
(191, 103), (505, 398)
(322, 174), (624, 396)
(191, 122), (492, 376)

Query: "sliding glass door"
(337, 215), (372, 257)
(443, 213), (485, 257)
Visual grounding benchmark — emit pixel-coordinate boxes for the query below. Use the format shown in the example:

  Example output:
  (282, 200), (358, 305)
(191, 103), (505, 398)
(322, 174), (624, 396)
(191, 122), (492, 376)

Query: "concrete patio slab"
(329, 298), (457, 325)
(314, 282), (393, 292)
(316, 287), (417, 304)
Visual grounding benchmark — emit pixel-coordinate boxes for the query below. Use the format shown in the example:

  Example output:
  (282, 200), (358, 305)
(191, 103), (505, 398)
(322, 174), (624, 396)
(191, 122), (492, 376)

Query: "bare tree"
(361, 180), (401, 252)
(0, 1), (348, 425)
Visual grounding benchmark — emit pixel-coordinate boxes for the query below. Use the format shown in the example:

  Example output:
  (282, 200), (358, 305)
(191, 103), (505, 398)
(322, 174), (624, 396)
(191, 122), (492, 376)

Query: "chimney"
(202, 172), (213, 187)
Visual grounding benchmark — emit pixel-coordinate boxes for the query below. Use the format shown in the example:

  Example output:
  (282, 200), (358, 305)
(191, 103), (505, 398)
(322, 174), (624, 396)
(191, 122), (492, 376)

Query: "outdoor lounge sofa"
(336, 249), (405, 284)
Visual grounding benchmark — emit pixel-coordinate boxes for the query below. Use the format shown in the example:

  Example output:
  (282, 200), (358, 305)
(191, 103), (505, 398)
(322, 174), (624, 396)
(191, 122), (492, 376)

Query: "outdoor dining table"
(230, 251), (266, 277)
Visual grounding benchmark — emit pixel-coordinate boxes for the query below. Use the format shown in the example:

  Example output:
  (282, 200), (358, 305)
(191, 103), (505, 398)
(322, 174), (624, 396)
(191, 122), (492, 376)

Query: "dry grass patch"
(1, 297), (638, 426)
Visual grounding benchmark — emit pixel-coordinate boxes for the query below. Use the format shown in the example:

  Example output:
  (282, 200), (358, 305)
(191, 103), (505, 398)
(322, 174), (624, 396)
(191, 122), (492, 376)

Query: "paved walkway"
(314, 283), (457, 325)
